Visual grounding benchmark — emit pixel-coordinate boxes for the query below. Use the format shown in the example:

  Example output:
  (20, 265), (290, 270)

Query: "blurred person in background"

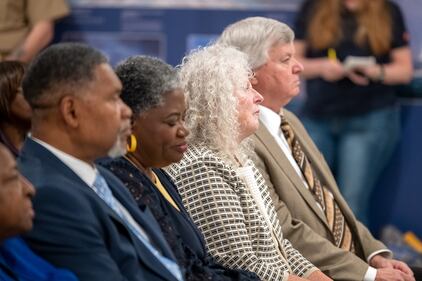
(0, 61), (31, 157)
(0, 0), (69, 62)
(294, 0), (413, 224)
(167, 44), (332, 281)
(0, 143), (78, 281)
(100, 55), (261, 281)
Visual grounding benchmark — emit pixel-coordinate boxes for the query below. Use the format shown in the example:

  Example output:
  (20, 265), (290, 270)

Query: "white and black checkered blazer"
(166, 145), (317, 281)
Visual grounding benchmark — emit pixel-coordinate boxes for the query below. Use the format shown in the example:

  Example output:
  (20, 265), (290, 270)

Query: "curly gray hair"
(217, 16), (294, 69)
(115, 55), (180, 115)
(179, 45), (254, 165)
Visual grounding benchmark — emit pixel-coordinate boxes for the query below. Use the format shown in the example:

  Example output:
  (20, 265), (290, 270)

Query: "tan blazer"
(252, 109), (388, 281)
(167, 144), (318, 281)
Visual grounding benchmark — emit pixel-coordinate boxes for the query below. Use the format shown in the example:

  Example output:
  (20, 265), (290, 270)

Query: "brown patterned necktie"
(280, 115), (354, 252)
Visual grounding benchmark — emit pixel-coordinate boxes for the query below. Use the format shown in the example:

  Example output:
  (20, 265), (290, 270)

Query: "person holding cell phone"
(294, 0), (413, 225)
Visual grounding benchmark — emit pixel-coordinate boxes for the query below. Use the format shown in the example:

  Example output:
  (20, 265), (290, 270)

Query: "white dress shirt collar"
(31, 137), (97, 187)
(259, 105), (281, 136)
(258, 105), (314, 199)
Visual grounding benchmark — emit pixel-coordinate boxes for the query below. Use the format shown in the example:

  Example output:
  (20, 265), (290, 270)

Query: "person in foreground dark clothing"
(0, 144), (79, 281)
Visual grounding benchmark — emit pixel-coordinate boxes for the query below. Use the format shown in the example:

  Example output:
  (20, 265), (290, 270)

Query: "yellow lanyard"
(151, 171), (180, 212)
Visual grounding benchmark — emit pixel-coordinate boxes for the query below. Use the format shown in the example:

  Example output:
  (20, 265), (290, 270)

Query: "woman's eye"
(166, 119), (178, 126)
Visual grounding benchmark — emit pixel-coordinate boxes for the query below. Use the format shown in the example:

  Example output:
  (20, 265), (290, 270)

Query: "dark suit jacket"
(252, 109), (388, 281)
(17, 138), (179, 281)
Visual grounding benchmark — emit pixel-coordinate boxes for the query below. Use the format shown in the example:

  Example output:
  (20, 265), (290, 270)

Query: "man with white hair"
(217, 17), (415, 281)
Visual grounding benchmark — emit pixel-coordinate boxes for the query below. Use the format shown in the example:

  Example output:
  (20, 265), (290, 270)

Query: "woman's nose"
(254, 89), (264, 104)
(177, 125), (189, 137)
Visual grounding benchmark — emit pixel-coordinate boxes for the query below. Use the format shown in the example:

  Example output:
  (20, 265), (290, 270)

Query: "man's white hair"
(179, 44), (254, 165)
(217, 16), (294, 69)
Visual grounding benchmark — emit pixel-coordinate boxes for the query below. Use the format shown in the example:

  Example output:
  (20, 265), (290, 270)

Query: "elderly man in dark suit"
(217, 17), (416, 281)
(17, 43), (183, 281)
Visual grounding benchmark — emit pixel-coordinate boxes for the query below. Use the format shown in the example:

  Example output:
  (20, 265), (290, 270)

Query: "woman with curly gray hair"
(166, 45), (331, 281)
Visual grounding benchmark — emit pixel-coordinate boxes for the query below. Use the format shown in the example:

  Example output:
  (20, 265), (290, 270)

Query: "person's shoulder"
(284, 109), (302, 125)
(0, 237), (79, 281)
(167, 146), (196, 172)
(31, 178), (98, 221)
(189, 146), (232, 174)
(96, 156), (119, 170)
(97, 164), (138, 199)
(98, 160), (129, 180)
(18, 139), (63, 184)
(166, 145), (225, 179)
(19, 154), (97, 210)
(21, 160), (83, 197)
(186, 144), (211, 159)
(176, 144), (216, 167)
(1, 237), (29, 254)
(284, 109), (315, 140)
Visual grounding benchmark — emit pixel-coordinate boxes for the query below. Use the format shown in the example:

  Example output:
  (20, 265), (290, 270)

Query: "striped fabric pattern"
(280, 116), (355, 252)
(166, 145), (316, 281)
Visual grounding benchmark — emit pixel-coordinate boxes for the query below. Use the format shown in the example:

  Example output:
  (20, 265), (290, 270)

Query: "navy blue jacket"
(18, 138), (179, 281)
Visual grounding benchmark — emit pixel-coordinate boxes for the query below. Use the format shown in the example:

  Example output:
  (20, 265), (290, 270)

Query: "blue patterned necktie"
(93, 172), (183, 281)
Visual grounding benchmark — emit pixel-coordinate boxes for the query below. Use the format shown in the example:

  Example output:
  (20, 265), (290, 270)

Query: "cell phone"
(343, 56), (376, 71)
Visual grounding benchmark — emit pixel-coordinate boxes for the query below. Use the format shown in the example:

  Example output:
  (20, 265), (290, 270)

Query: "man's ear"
(59, 96), (80, 128)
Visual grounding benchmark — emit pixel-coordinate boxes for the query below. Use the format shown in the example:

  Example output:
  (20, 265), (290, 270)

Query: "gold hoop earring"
(127, 134), (137, 153)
